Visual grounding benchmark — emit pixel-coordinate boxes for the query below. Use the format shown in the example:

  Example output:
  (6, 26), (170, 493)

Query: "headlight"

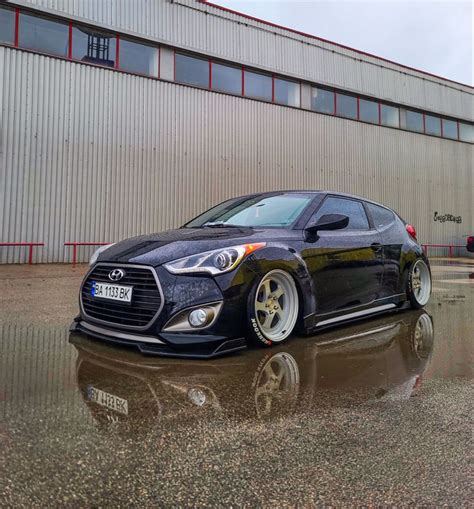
(164, 243), (266, 275)
(89, 243), (115, 266)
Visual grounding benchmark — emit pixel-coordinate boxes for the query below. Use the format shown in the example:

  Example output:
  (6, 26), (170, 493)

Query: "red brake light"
(406, 224), (417, 241)
(468, 236), (474, 245)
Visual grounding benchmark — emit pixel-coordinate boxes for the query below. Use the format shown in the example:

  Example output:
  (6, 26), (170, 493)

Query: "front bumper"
(70, 317), (247, 359)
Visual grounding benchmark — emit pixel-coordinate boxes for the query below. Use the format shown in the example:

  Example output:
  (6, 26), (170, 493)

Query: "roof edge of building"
(198, 0), (473, 90)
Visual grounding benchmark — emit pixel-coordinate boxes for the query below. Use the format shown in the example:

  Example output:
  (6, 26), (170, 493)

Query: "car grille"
(81, 264), (162, 328)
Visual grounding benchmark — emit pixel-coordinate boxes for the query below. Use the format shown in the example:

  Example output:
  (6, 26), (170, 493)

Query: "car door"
(301, 195), (384, 315)
(365, 202), (404, 297)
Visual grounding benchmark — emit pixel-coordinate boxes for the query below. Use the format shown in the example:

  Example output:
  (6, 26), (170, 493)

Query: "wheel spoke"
(274, 363), (285, 383)
(261, 280), (272, 301)
(272, 286), (284, 299)
(262, 312), (274, 329)
(274, 309), (284, 322)
(264, 363), (277, 380)
(255, 301), (268, 313)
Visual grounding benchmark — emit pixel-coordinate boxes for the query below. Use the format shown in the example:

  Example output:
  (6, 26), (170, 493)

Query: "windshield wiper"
(202, 222), (250, 228)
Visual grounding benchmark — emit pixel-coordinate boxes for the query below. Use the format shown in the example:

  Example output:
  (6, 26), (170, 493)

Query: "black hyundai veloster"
(71, 191), (432, 357)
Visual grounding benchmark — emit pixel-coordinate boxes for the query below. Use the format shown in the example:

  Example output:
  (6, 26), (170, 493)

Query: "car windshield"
(184, 194), (314, 228)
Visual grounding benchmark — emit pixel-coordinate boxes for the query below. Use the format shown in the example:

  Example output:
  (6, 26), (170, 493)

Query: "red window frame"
(441, 118), (459, 141)
(67, 21), (72, 59)
(14, 8), (19, 47)
(272, 76), (301, 107)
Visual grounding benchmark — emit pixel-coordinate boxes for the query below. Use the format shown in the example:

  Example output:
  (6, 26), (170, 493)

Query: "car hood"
(97, 227), (291, 266)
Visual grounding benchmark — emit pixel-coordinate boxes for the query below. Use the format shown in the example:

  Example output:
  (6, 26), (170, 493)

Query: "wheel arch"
(241, 244), (315, 331)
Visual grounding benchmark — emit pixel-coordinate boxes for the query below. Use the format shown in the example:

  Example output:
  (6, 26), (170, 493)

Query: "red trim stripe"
(14, 8), (19, 47)
(68, 22), (72, 59)
(115, 35), (120, 69)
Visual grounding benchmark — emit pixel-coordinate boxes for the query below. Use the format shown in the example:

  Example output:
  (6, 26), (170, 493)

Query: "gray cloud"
(212, 0), (473, 85)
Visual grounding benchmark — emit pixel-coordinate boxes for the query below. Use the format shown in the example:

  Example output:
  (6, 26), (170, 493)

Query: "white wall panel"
(1, 48), (472, 263)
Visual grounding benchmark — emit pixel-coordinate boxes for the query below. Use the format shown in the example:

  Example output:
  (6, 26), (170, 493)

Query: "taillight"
(468, 236), (474, 245)
(406, 224), (417, 241)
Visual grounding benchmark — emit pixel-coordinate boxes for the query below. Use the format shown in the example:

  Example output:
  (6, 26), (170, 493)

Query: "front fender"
(215, 245), (315, 332)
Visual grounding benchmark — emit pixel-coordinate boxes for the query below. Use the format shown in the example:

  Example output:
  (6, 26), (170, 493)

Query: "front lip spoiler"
(70, 319), (247, 359)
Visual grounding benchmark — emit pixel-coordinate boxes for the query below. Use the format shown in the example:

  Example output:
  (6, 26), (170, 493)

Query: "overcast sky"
(211, 0), (473, 85)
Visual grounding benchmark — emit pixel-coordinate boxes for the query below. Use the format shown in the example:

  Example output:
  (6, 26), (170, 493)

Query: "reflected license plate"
(91, 281), (133, 303)
(87, 386), (129, 415)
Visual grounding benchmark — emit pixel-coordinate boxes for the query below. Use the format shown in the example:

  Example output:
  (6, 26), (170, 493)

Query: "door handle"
(371, 243), (383, 252)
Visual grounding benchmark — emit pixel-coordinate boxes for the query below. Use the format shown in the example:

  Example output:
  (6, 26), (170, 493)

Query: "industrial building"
(0, 0), (472, 263)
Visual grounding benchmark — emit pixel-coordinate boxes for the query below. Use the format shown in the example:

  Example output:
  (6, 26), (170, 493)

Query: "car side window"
(311, 197), (369, 230)
(367, 203), (395, 229)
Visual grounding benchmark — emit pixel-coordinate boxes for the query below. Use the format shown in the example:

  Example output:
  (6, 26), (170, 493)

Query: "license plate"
(91, 281), (133, 303)
(87, 386), (129, 415)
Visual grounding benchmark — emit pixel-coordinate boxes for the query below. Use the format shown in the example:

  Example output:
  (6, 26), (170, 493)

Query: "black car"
(71, 191), (432, 357)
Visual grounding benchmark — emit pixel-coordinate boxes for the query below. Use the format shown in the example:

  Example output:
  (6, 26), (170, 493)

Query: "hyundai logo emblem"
(108, 269), (125, 282)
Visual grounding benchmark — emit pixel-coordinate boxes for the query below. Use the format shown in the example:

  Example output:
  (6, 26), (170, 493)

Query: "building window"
(405, 110), (424, 133)
(119, 38), (158, 77)
(336, 93), (357, 119)
(274, 78), (300, 107)
(441, 119), (457, 140)
(425, 114), (441, 136)
(211, 62), (242, 95)
(459, 123), (474, 143)
(244, 70), (272, 101)
(381, 104), (399, 128)
(19, 13), (69, 57)
(72, 27), (116, 67)
(311, 87), (334, 114)
(0, 6), (15, 45)
(175, 53), (209, 88)
(359, 99), (379, 124)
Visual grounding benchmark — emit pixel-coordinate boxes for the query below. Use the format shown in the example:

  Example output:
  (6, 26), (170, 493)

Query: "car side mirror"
(305, 214), (349, 234)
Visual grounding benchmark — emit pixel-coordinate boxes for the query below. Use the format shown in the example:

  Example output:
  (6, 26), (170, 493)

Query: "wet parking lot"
(1, 259), (472, 506)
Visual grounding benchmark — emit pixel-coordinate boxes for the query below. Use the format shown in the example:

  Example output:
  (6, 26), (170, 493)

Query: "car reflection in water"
(70, 310), (434, 433)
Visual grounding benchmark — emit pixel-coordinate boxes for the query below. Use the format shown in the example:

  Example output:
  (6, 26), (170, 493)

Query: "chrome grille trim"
(80, 263), (165, 331)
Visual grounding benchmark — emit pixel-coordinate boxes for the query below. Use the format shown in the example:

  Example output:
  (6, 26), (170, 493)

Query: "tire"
(410, 313), (434, 359)
(407, 259), (432, 309)
(252, 352), (300, 418)
(247, 269), (299, 347)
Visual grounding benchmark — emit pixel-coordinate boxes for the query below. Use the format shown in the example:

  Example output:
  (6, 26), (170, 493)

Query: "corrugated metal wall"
(1, 46), (472, 263)
(9, 0), (473, 119)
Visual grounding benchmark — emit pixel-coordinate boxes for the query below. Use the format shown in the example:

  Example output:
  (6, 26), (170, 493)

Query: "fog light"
(188, 308), (210, 328)
(188, 388), (207, 407)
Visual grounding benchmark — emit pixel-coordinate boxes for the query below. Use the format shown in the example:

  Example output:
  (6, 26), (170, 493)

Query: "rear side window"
(367, 203), (395, 229)
(312, 197), (369, 230)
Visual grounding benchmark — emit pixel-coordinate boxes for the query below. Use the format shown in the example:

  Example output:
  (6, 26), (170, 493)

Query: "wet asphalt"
(0, 259), (472, 507)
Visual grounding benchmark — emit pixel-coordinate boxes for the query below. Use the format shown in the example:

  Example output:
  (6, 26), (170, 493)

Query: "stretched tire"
(407, 259), (432, 309)
(247, 269), (299, 347)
